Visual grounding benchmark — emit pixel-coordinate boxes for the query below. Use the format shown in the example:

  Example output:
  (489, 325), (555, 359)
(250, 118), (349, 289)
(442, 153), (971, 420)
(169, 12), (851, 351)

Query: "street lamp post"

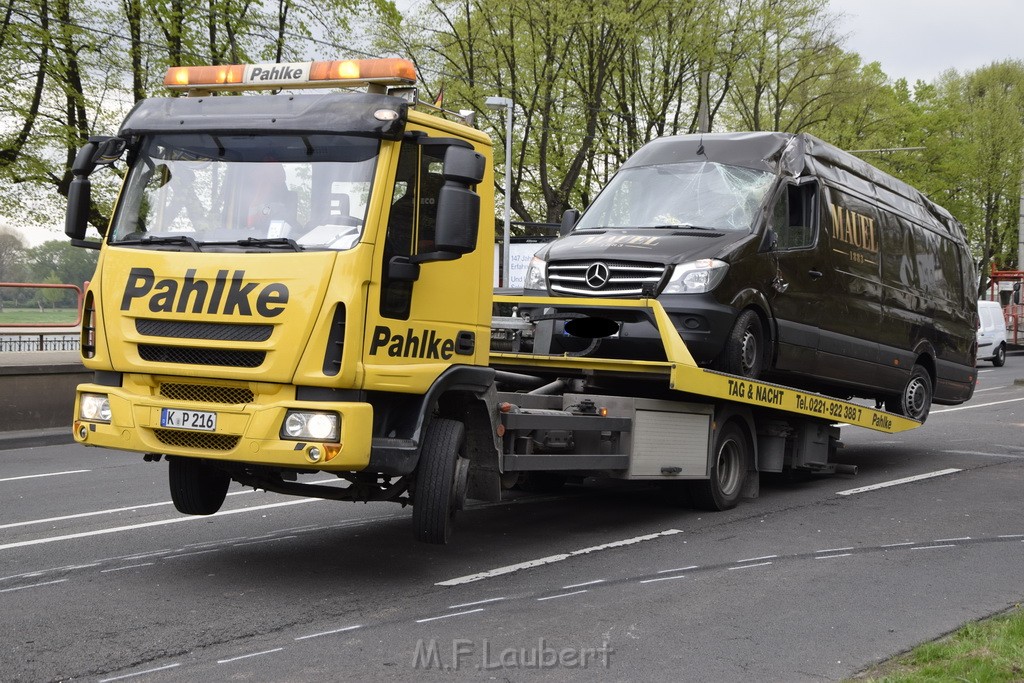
(485, 96), (513, 287)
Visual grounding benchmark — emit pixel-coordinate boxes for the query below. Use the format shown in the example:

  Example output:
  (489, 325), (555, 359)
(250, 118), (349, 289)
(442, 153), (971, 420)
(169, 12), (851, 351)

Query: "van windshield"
(574, 161), (775, 232)
(109, 133), (379, 250)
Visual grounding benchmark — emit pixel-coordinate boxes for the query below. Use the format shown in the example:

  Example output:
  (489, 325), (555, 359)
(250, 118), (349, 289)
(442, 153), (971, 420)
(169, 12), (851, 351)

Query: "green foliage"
(858, 607), (1024, 682)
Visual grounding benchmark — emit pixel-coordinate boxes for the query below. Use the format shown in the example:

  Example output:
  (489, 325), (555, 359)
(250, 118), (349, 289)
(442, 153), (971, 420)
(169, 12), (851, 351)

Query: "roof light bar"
(164, 58), (417, 93)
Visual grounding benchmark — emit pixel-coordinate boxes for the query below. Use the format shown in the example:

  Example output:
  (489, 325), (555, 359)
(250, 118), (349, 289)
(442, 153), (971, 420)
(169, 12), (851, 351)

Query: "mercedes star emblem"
(585, 262), (610, 289)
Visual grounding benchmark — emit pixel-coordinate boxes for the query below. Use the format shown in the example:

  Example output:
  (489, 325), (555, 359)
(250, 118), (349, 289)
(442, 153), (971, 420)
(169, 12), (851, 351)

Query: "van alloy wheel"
(720, 310), (765, 379)
(886, 364), (933, 423)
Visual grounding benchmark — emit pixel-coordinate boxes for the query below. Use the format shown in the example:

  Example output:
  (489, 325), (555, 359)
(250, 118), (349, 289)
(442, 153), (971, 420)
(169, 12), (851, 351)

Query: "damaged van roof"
(623, 132), (966, 242)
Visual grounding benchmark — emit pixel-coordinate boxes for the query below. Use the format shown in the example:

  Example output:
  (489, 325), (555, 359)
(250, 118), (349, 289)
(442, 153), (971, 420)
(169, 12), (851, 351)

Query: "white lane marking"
(448, 597), (506, 609)
(436, 529), (683, 586)
(0, 578), (69, 593)
(658, 565), (699, 574)
(217, 648), (284, 664)
(936, 537), (971, 542)
(415, 608), (485, 623)
(165, 548), (222, 559)
(999, 534), (1024, 538)
(815, 547), (854, 553)
(98, 663), (180, 682)
(728, 562), (772, 571)
(0, 479), (341, 531)
(232, 535), (297, 547)
(911, 544), (956, 550)
(836, 469), (961, 496)
(295, 624), (362, 641)
(640, 574), (688, 585)
(0, 469), (90, 483)
(562, 579), (605, 589)
(943, 450), (1024, 459)
(815, 553), (852, 560)
(881, 541), (915, 548)
(933, 397), (1024, 414)
(0, 498), (320, 552)
(537, 590), (588, 602)
(100, 563), (154, 573)
(737, 554), (777, 563)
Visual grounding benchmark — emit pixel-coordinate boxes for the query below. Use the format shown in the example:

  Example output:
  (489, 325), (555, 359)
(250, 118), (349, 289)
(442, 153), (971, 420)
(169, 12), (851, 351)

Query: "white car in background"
(977, 299), (1008, 366)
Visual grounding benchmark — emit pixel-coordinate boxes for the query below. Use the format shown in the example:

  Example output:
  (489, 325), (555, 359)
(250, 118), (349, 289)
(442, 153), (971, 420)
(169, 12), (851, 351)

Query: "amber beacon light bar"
(164, 58), (418, 93)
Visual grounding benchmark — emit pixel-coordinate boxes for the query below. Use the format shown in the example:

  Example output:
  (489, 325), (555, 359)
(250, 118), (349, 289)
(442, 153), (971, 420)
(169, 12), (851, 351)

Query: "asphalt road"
(1, 356), (1023, 682)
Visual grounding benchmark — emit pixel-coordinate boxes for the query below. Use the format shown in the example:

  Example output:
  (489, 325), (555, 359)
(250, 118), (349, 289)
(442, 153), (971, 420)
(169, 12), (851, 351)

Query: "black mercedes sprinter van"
(521, 132), (977, 421)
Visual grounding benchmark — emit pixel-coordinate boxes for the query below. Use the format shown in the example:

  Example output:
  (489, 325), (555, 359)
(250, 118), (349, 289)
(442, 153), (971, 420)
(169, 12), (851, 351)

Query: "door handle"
(808, 269), (823, 280)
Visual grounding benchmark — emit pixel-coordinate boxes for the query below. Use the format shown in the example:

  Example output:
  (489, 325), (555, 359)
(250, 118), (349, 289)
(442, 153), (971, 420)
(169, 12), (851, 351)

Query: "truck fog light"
(307, 446), (322, 462)
(282, 410), (340, 441)
(80, 393), (111, 423)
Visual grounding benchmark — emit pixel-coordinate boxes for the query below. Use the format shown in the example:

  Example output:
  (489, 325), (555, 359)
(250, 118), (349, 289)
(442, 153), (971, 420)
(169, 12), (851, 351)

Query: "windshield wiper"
(117, 234), (202, 251)
(650, 224), (718, 231)
(230, 237), (302, 251)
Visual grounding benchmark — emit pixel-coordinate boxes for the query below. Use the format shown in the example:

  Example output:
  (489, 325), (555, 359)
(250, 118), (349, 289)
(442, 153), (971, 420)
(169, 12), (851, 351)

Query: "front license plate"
(160, 408), (217, 432)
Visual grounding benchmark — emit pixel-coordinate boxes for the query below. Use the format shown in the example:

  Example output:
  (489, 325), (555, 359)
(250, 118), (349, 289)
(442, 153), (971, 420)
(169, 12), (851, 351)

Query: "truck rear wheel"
(691, 421), (749, 511)
(169, 457), (230, 516)
(412, 418), (468, 544)
(886, 364), (932, 422)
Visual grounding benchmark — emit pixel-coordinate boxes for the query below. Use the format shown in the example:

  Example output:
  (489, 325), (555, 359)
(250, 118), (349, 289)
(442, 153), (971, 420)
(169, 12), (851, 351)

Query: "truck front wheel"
(412, 418), (469, 544)
(169, 457), (230, 515)
(691, 421), (749, 511)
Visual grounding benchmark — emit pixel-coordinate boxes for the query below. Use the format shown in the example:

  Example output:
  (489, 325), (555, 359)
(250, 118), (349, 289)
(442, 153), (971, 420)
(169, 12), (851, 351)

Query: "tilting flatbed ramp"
(490, 295), (921, 434)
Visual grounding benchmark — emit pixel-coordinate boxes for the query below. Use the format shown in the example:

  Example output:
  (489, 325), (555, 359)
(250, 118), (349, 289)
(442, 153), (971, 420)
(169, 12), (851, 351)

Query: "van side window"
(773, 183), (816, 250)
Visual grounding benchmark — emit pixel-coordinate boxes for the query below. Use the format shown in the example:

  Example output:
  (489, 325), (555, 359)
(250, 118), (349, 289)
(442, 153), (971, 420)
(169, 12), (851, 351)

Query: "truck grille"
(137, 319), (272, 342)
(159, 383), (254, 404)
(548, 260), (667, 297)
(154, 429), (239, 451)
(139, 344), (265, 368)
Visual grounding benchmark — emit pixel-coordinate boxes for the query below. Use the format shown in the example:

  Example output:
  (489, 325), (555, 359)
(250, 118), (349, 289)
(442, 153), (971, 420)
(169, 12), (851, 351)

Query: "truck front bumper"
(71, 375), (373, 472)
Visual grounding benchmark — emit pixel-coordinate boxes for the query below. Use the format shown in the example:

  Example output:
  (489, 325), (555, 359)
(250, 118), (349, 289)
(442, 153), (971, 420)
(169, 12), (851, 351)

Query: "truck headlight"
(523, 256), (548, 290)
(80, 393), (111, 423)
(282, 410), (340, 442)
(661, 259), (729, 294)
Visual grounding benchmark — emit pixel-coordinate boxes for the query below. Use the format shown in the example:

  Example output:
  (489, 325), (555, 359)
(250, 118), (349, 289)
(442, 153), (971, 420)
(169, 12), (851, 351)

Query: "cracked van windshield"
(110, 133), (379, 250)
(574, 161), (775, 232)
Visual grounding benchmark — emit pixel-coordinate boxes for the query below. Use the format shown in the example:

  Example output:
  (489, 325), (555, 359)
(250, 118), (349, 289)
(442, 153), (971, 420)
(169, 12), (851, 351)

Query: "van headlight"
(282, 410), (340, 442)
(662, 259), (729, 294)
(523, 256), (548, 290)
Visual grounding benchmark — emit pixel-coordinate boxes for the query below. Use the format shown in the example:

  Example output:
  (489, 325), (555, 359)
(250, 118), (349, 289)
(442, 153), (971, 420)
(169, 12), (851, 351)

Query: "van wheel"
(719, 310), (765, 378)
(886, 364), (933, 422)
(168, 457), (230, 515)
(993, 343), (1006, 367)
(412, 418), (468, 545)
(691, 421), (749, 511)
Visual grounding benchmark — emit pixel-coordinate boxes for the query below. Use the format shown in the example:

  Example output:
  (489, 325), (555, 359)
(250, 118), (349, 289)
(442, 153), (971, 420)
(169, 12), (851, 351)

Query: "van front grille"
(548, 260), (667, 297)
(154, 429), (239, 451)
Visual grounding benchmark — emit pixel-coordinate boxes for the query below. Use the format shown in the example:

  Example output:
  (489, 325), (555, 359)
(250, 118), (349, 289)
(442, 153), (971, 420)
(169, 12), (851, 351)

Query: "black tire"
(718, 310), (766, 379)
(412, 418), (468, 544)
(691, 421), (749, 511)
(993, 343), (1006, 367)
(886, 364), (933, 422)
(168, 457), (230, 516)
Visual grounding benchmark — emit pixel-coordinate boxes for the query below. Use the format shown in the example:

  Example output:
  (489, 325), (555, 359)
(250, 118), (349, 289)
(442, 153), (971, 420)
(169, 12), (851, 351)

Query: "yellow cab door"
(362, 125), (493, 394)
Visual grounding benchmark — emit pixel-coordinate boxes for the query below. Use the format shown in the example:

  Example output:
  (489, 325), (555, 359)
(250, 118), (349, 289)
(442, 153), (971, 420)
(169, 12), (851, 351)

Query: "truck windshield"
(574, 161), (775, 232)
(109, 133), (379, 250)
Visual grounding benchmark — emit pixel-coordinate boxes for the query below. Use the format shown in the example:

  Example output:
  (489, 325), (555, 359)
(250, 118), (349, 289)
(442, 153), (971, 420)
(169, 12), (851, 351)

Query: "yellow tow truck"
(64, 58), (920, 544)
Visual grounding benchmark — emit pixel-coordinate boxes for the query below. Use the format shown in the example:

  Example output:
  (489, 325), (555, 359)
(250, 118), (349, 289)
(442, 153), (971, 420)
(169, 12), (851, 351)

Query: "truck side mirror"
(65, 140), (99, 244)
(430, 146), (485, 258)
(559, 209), (579, 236)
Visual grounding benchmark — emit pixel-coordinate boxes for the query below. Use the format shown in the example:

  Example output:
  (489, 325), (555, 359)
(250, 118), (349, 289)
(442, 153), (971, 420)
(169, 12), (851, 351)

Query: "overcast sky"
(828, 0), (1024, 83)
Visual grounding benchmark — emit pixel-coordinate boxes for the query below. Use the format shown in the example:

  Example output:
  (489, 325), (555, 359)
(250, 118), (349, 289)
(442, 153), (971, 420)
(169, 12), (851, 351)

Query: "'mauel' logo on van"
(829, 205), (878, 254)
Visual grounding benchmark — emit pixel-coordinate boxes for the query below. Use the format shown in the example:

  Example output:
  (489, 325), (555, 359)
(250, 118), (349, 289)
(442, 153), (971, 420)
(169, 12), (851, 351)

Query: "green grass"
(854, 605), (1024, 682)
(0, 307), (80, 325)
